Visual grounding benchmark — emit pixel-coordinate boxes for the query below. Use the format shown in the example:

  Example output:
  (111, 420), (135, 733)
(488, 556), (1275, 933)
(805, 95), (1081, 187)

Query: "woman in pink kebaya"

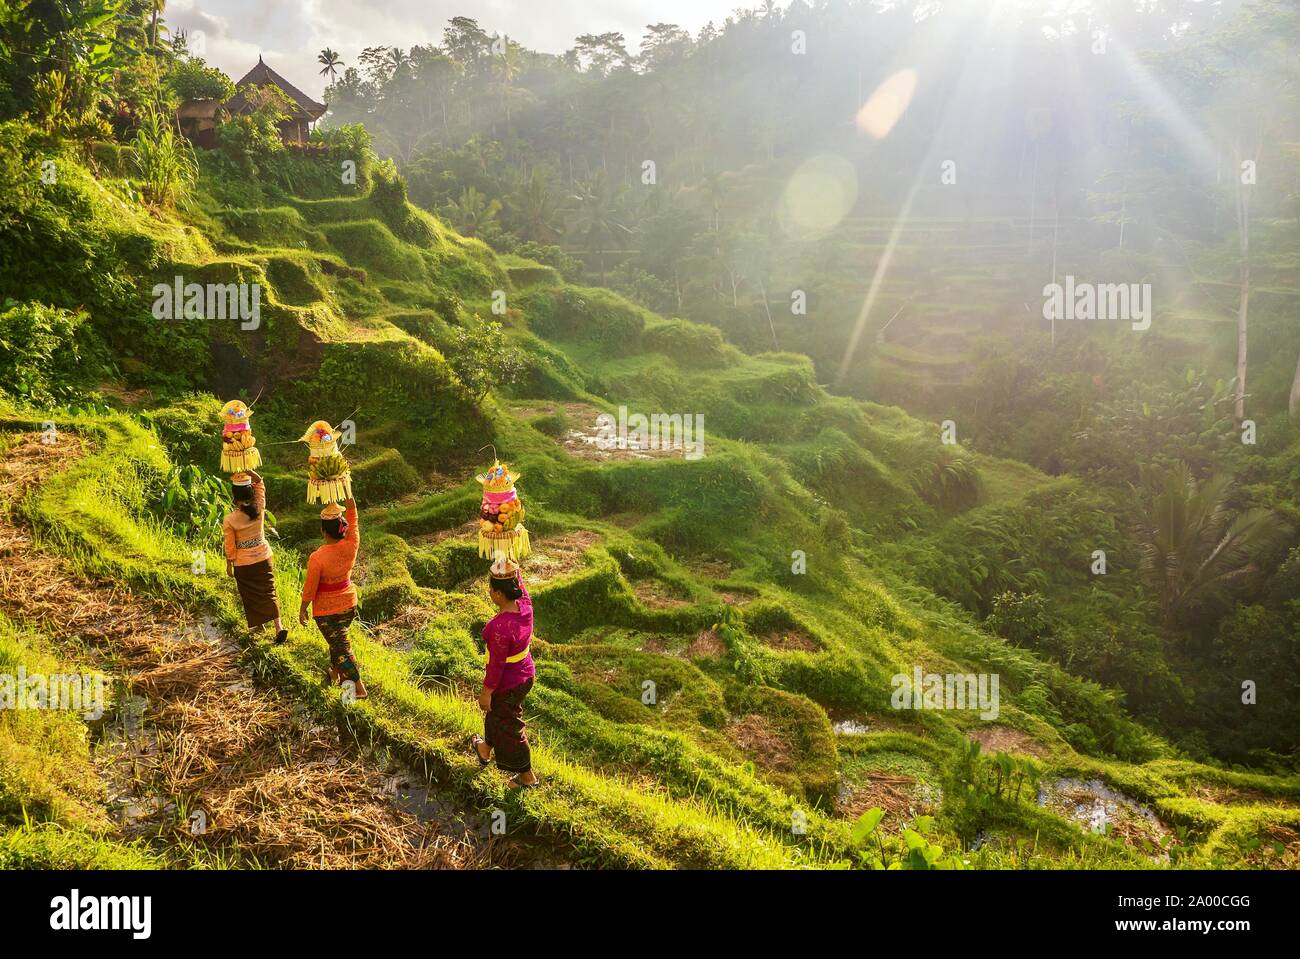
(470, 558), (540, 788)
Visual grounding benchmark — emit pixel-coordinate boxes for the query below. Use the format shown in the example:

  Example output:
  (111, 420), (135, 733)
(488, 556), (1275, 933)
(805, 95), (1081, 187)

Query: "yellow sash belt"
(488, 644), (530, 666)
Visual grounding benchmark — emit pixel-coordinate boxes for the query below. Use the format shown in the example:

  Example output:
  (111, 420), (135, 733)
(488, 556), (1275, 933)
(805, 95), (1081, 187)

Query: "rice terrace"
(0, 0), (1297, 943)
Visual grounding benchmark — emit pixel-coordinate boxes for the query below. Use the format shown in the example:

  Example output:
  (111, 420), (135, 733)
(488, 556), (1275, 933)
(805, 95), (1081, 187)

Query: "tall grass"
(131, 107), (198, 207)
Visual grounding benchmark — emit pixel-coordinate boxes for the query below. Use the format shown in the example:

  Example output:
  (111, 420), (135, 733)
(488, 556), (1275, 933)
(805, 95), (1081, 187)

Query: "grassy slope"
(2, 140), (1297, 869)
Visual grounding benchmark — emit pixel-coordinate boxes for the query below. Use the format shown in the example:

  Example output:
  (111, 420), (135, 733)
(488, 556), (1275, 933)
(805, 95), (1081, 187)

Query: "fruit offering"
(219, 399), (262, 472)
(475, 459), (530, 561)
(301, 419), (352, 504)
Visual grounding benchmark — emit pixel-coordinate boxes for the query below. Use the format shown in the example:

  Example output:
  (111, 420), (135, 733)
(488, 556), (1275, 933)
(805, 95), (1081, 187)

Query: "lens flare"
(856, 69), (919, 140)
(778, 153), (858, 238)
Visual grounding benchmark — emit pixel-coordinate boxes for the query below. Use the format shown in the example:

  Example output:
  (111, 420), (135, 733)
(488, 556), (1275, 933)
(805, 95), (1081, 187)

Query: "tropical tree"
(508, 171), (562, 243)
(635, 204), (701, 311)
(148, 0), (165, 47)
(1154, 0), (1300, 423)
(1, 0), (135, 121)
(700, 170), (725, 232)
(569, 171), (631, 284)
(168, 56), (234, 101)
(1133, 462), (1282, 624)
(447, 320), (526, 400)
(490, 38), (523, 130)
(736, 225), (780, 347)
(570, 32), (630, 78)
(444, 186), (501, 238)
(317, 48), (342, 82)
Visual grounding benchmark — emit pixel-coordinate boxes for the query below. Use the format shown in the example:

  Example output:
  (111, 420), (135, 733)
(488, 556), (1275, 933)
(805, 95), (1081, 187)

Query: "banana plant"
(847, 807), (967, 870)
(1, 0), (134, 120)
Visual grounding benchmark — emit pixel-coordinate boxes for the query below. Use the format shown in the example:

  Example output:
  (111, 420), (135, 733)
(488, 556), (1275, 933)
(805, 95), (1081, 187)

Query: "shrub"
(159, 463), (231, 546)
(216, 86), (291, 173)
(446, 321), (527, 401)
(0, 301), (103, 405)
(523, 286), (645, 351)
(321, 123), (375, 189)
(139, 394), (224, 464)
(987, 591), (1055, 646)
(167, 58), (235, 102)
(610, 262), (675, 314)
(913, 448), (981, 513)
(643, 319), (728, 368)
(515, 242), (582, 281)
(530, 410), (570, 437)
(350, 447), (420, 502)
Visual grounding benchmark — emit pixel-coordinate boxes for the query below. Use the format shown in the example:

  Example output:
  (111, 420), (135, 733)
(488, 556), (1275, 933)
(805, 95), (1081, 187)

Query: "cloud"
(166, 0), (271, 82)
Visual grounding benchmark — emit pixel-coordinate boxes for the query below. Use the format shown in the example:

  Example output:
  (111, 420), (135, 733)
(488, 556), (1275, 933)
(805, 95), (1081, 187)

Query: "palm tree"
(701, 170), (725, 232)
(491, 40), (524, 130)
(149, 0), (166, 47)
(570, 172), (631, 284)
(318, 48), (343, 82)
(444, 187), (501, 239)
(510, 172), (562, 243)
(1134, 462), (1282, 623)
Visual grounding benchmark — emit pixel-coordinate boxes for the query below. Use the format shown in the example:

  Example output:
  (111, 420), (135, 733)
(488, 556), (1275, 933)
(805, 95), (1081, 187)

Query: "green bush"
(515, 242), (582, 281)
(139, 393), (224, 464)
(530, 410), (570, 437)
(215, 86), (292, 173)
(350, 447), (420, 502)
(987, 591), (1055, 647)
(644, 319), (728, 368)
(167, 57), (234, 102)
(522, 286), (646, 351)
(0, 301), (106, 405)
(446, 320), (527, 401)
(912, 447), (981, 513)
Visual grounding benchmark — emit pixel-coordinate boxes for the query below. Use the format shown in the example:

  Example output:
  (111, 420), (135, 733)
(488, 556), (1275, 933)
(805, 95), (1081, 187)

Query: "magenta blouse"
(482, 579), (536, 692)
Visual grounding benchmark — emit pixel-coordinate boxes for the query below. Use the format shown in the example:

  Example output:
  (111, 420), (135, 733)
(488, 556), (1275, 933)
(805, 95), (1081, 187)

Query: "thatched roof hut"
(224, 56), (328, 144)
(176, 98), (222, 148)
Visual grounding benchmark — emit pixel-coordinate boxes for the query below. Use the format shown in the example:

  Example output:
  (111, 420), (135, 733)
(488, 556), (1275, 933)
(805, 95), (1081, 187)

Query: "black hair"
(232, 483), (259, 520)
(321, 517), (343, 540)
(489, 574), (524, 601)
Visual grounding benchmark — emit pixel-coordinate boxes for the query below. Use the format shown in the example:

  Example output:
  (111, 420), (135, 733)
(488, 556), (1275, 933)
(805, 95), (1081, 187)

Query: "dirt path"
(0, 433), (502, 869)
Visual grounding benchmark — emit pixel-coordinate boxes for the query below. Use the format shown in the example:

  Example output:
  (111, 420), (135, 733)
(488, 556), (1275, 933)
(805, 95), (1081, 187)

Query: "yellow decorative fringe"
(307, 472), (353, 505)
(478, 526), (530, 561)
(220, 447), (262, 472)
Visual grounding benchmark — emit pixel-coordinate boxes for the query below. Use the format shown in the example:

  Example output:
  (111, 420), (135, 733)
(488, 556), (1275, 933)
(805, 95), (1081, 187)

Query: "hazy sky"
(169, 0), (764, 98)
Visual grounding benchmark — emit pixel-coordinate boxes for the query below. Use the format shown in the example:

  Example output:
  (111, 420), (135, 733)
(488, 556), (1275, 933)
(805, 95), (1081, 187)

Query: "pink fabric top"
(482, 578), (535, 691)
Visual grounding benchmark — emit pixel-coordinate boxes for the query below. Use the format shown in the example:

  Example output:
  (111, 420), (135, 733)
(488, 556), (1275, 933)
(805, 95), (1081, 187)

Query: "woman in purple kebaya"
(471, 558), (540, 788)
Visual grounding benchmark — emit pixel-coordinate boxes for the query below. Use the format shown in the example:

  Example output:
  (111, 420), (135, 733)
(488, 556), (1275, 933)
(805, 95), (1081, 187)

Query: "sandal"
(471, 735), (492, 766)
(506, 772), (541, 790)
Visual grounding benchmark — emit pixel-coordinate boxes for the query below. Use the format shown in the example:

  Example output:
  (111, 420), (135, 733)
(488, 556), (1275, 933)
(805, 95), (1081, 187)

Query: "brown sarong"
(233, 558), (280, 628)
(485, 678), (533, 773)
